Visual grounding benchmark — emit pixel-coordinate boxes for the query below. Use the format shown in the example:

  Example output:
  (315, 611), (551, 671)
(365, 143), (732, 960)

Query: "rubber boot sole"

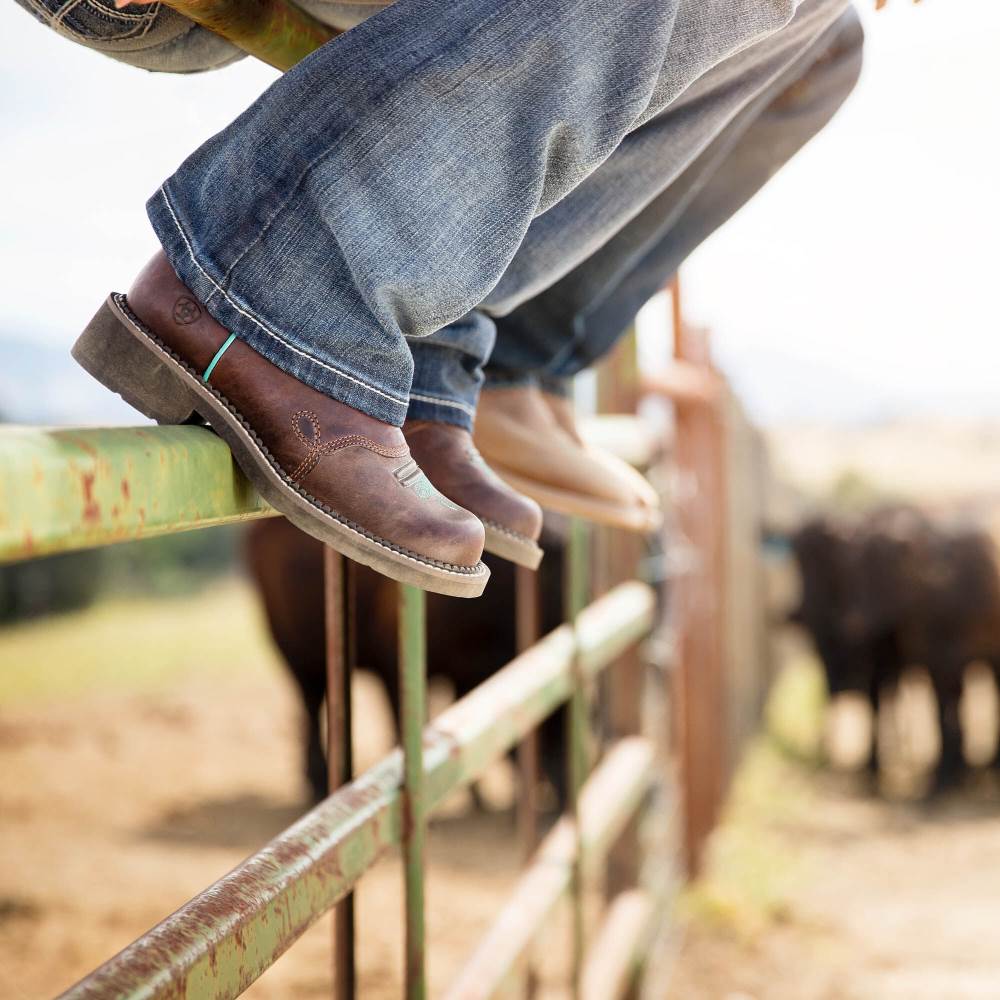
(482, 522), (543, 570)
(489, 465), (662, 535)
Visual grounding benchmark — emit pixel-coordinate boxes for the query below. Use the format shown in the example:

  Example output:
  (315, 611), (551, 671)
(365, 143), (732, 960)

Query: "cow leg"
(929, 665), (965, 793)
(301, 682), (329, 803)
(866, 673), (882, 776)
(989, 661), (1000, 770)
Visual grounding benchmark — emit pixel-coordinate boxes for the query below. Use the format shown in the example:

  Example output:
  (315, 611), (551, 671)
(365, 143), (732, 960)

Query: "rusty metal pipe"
(398, 584), (428, 1000)
(324, 550), (356, 1000)
(441, 738), (656, 1000)
(159, 0), (338, 71)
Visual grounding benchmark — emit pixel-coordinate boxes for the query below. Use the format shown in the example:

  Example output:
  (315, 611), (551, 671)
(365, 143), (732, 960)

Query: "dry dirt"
(668, 651), (1000, 1000)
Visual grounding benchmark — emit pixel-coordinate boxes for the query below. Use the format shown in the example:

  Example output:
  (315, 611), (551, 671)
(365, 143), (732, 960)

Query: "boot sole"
(488, 465), (662, 535)
(72, 295), (489, 598)
(482, 522), (543, 570)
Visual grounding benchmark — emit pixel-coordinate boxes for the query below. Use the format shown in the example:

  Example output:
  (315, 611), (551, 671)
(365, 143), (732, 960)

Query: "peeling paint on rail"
(0, 426), (274, 563)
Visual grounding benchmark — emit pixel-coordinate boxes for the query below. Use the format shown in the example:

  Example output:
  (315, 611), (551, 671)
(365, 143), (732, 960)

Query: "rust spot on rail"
(80, 472), (100, 524)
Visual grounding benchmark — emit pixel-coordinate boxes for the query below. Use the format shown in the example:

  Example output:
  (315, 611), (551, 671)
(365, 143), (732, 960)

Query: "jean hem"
(483, 370), (541, 390)
(146, 185), (410, 426)
(406, 392), (475, 431)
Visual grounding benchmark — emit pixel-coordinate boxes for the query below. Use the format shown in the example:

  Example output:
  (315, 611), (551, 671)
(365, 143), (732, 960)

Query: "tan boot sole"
(72, 295), (490, 598)
(489, 466), (662, 534)
(483, 521), (543, 570)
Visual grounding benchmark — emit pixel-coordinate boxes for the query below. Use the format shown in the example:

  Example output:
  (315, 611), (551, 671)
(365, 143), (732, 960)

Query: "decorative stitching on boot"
(288, 409), (408, 482)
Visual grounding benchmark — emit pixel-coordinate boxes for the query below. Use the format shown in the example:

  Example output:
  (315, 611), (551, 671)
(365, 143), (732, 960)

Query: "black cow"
(791, 507), (1000, 791)
(245, 517), (567, 805)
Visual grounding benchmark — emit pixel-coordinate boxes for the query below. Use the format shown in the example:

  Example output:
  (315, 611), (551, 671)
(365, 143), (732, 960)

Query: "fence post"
(324, 549), (356, 1000)
(596, 331), (646, 901)
(515, 564), (542, 997)
(399, 584), (428, 1000)
(669, 278), (728, 876)
(566, 515), (591, 998)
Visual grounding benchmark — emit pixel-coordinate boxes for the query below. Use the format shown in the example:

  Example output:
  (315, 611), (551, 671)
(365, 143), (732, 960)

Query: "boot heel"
(72, 297), (199, 424)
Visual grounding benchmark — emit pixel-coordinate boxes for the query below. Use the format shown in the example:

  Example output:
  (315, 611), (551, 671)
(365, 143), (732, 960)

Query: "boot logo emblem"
(172, 296), (202, 325)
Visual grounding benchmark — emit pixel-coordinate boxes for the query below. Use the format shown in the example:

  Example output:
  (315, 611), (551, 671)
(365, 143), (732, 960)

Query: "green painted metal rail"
(55, 580), (654, 1000)
(0, 425), (273, 563)
(441, 737), (657, 1000)
(162, 0), (338, 71)
(0, 421), (648, 566)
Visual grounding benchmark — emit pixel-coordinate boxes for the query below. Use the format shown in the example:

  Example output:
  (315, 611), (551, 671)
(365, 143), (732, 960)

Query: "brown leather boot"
(542, 390), (662, 514)
(404, 421), (543, 569)
(473, 385), (660, 533)
(72, 253), (488, 597)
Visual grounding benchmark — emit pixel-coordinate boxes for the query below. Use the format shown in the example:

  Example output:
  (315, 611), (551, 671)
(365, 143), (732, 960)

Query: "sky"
(1, 1), (998, 426)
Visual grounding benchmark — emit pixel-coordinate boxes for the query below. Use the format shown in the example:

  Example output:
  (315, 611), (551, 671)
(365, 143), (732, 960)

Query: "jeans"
(480, 6), (863, 395)
(19, 0), (857, 428)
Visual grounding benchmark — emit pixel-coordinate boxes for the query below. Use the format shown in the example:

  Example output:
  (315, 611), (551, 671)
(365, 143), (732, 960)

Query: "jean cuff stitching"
(407, 392), (476, 418)
(156, 185), (409, 411)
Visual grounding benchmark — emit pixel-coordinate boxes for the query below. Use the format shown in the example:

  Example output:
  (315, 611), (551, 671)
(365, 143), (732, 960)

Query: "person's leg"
(485, 5), (864, 387)
(71, 0), (842, 584)
(457, 1), (857, 531)
(19, 0), (493, 592)
(145, 0), (840, 423)
(402, 312), (544, 567)
(406, 0), (851, 431)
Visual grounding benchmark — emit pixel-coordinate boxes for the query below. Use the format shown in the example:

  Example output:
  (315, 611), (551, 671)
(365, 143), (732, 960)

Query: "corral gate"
(0, 7), (771, 993)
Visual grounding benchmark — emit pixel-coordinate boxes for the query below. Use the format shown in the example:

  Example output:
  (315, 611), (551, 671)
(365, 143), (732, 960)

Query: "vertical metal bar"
(515, 564), (542, 999)
(669, 279), (727, 877)
(515, 565), (542, 860)
(566, 516), (591, 999)
(595, 329), (645, 902)
(324, 549), (356, 1000)
(605, 535), (644, 900)
(399, 583), (428, 1000)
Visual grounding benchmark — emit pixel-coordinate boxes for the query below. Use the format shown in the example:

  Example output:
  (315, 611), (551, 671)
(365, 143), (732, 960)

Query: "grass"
(677, 653), (829, 940)
(765, 649), (828, 766)
(0, 576), (278, 704)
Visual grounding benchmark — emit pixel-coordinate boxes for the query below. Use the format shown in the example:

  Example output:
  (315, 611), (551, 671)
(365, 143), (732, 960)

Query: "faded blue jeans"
(482, 6), (863, 399)
(17, 0), (856, 427)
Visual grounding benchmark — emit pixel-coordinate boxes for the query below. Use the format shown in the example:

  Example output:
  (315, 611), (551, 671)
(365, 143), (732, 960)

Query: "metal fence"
(1, 0), (771, 980)
(0, 281), (769, 998)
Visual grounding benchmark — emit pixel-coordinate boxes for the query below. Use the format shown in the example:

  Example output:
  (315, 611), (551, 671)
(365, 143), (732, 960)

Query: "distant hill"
(766, 418), (1000, 514)
(0, 337), (141, 425)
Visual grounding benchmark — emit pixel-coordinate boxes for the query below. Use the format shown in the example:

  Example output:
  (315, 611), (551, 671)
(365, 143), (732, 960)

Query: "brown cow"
(791, 506), (1000, 791)
(245, 516), (567, 804)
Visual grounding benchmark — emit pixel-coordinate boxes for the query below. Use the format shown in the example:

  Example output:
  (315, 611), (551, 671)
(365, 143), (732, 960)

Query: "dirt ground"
(4, 582), (1000, 998)
(668, 644), (1000, 1000)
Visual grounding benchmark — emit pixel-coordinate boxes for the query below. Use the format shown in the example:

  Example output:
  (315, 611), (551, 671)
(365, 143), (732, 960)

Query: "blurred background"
(2, 1), (1000, 998)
